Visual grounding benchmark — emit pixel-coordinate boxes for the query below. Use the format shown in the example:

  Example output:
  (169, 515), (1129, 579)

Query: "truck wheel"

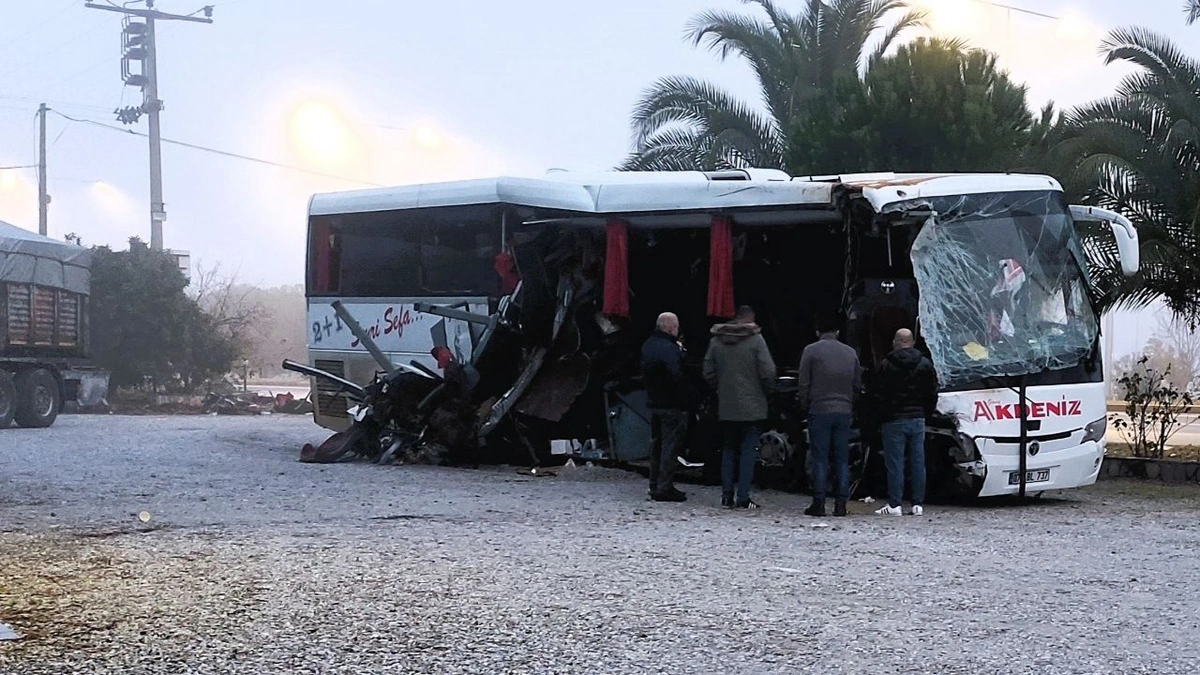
(0, 372), (15, 429)
(14, 369), (60, 429)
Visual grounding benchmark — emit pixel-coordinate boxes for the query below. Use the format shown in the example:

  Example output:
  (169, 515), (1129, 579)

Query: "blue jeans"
(882, 418), (926, 508)
(808, 413), (852, 503)
(721, 422), (760, 503)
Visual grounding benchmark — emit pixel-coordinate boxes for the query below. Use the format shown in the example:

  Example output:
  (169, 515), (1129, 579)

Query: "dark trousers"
(808, 412), (852, 503)
(882, 418), (927, 508)
(721, 421), (761, 503)
(649, 409), (688, 495)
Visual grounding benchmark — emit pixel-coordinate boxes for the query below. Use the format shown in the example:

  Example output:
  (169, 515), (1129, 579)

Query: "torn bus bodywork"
(294, 171), (1137, 498)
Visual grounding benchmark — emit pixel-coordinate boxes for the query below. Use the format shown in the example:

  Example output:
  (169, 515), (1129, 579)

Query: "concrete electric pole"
(86, 1), (214, 252)
(37, 102), (48, 237)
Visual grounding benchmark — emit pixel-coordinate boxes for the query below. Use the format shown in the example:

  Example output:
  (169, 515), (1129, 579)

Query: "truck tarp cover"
(0, 220), (90, 295)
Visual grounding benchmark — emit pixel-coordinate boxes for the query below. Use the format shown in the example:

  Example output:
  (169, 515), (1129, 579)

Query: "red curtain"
(708, 216), (735, 318)
(603, 219), (630, 317)
(311, 221), (332, 293)
(494, 250), (520, 295)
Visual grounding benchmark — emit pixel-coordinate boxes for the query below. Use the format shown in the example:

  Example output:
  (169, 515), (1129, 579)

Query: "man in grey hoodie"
(703, 305), (777, 509)
(796, 315), (862, 517)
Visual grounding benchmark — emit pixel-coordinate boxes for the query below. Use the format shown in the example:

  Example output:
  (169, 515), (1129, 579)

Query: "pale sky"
(0, 0), (1195, 356)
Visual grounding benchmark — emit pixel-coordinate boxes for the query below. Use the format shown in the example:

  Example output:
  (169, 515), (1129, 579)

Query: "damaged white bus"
(297, 169), (1138, 498)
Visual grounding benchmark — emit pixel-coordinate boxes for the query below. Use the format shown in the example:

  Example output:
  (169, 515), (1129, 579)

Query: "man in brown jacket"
(703, 305), (777, 508)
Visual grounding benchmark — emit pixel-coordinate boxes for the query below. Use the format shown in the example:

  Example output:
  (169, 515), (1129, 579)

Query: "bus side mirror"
(1069, 205), (1139, 277)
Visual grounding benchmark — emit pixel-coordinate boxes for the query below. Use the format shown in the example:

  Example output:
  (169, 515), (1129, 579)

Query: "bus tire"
(0, 371), (15, 429)
(14, 369), (61, 429)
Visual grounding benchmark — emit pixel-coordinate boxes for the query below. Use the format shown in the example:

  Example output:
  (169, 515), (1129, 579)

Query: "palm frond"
(1101, 26), (1200, 82)
(619, 128), (712, 171)
(685, 9), (794, 122)
(868, 8), (930, 65)
(623, 0), (932, 175)
(1057, 28), (1200, 321)
(628, 75), (784, 169)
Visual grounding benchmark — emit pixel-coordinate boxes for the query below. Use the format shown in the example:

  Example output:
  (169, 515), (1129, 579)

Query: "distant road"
(243, 383), (310, 399)
(1106, 413), (1200, 447)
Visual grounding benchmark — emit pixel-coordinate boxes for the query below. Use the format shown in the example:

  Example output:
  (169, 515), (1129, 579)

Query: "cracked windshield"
(908, 191), (1098, 389)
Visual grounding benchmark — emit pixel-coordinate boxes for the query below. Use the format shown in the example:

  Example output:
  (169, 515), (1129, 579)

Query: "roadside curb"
(1100, 456), (1200, 484)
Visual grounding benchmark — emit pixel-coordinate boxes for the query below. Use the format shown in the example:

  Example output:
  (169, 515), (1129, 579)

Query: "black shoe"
(721, 494), (734, 508)
(804, 501), (826, 517)
(735, 499), (759, 509)
(833, 501), (847, 517)
(652, 488), (687, 503)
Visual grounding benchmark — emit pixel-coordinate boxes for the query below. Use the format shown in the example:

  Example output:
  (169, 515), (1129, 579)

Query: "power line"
(0, 19), (111, 84)
(0, 0), (80, 57)
(30, 57), (122, 99)
(0, 164), (37, 171)
(0, 95), (113, 113)
(50, 124), (70, 149)
(49, 176), (106, 184)
(971, 0), (1061, 21)
(51, 111), (384, 187)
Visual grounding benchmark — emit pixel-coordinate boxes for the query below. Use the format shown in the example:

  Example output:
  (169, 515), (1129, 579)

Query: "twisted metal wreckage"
(284, 224), (630, 468)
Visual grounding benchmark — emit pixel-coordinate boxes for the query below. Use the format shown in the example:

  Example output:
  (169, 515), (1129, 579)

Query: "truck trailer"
(0, 220), (108, 428)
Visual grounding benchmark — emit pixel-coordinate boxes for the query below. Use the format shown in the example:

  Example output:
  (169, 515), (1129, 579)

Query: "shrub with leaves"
(1111, 355), (1196, 458)
(90, 238), (242, 392)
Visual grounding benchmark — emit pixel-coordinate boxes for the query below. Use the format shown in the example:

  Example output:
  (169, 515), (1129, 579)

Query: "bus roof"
(308, 170), (1064, 218)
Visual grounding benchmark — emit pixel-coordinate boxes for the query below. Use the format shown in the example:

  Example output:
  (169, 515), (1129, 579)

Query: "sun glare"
(919, 0), (983, 35)
(289, 100), (357, 166)
(0, 170), (17, 192)
(1056, 9), (1092, 41)
(413, 124), (444, 150)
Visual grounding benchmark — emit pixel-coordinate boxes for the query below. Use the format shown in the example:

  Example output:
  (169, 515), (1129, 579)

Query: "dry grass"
(1107, 443), (1200, 462)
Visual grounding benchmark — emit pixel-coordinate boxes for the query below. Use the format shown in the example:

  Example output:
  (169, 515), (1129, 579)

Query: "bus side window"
(340, 226), (422, 297)
(420, 222), (498, 295)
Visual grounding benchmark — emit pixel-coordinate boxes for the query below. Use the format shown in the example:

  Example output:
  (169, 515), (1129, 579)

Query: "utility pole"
(37, 103), (48, 237)
(86, 1), (214, 252)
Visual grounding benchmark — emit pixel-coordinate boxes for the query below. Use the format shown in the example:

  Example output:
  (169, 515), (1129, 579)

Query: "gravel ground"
(1, 415), (1199, 674)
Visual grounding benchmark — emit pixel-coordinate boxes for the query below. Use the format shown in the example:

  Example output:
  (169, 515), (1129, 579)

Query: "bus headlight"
(1082, 417), (1107, 443)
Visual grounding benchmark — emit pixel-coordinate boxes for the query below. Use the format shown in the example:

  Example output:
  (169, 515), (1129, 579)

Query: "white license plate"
(1009, 469), (1050, 485)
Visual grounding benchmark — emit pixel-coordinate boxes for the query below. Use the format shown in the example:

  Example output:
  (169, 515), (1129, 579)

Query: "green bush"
(1111, 356), (1195, 459)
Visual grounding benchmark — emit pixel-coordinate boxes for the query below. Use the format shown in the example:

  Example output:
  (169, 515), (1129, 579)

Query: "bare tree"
(1153, 314), (1200, 392)
(191, 262), (269, 365)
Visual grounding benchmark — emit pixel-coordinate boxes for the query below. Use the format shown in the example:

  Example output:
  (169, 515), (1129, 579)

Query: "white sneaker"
(909, 505), (924, 516)
(874, 504), (902, 516)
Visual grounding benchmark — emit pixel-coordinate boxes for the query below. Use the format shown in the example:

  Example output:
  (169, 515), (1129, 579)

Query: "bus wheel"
(14, 369), (60, 429)
(0, 371), (15, 429)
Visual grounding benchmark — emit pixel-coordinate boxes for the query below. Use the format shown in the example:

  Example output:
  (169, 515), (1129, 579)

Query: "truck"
(0, 220), (109, 429)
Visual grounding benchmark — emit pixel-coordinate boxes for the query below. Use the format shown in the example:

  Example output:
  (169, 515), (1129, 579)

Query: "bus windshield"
(903, 191), (1098, 390)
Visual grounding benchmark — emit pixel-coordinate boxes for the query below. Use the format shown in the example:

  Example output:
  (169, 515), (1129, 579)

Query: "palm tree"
(620, 0), (925, 172)
(1187, 0), (1200, 24)
(1053, 28), (1200, 322)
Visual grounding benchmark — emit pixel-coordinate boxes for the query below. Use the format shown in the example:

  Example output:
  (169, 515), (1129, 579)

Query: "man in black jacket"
(873, 328), (938, 516)
(640, 312), (690, 502)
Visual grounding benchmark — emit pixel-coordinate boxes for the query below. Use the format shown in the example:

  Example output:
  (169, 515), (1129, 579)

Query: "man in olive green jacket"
(703, 305), (777, 508)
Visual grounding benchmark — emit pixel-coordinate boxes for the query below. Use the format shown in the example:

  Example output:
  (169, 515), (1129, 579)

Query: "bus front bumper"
(975, 440), (1105, 497)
